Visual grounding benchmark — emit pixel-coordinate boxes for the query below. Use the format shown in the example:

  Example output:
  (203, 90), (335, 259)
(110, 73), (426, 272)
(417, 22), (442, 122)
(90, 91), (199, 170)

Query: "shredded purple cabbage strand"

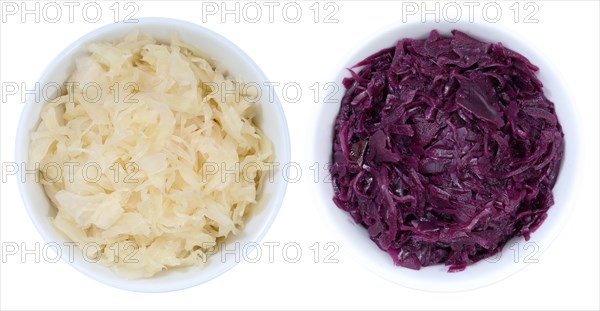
(330, 30), (564, 272)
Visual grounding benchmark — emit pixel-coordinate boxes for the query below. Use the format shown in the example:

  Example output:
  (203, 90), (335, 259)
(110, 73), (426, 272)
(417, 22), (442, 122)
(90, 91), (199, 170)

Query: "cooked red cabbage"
(330, 30), (564, 272)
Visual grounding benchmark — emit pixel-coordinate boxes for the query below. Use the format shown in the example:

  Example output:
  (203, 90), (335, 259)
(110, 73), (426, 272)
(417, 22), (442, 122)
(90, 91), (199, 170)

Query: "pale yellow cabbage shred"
(29, 31), (272, 278)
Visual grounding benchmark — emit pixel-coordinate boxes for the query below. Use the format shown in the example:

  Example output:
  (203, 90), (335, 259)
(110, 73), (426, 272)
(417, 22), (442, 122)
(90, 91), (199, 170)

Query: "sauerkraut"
(29, 30), (272, 278)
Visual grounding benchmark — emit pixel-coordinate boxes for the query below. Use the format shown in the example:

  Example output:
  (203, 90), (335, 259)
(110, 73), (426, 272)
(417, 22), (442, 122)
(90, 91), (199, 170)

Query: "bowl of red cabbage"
(310, 22), (581, 291)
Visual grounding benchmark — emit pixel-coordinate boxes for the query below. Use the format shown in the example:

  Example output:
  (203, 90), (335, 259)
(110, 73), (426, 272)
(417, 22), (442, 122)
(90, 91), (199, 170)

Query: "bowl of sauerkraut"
(16, 17), (290, 292)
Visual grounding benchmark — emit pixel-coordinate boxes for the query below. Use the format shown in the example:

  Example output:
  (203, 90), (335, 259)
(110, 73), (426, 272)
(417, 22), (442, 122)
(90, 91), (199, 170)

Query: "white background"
(1, 1), (598, 310)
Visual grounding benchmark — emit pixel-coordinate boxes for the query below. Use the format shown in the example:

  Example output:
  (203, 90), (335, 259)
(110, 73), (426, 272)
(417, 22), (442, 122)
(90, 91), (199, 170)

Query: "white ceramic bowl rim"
(16, 17), (291, 292)
(309, 20), (583, 292)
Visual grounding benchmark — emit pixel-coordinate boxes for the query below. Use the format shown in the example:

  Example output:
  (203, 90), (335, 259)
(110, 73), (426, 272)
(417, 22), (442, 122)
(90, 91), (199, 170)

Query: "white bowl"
(309, 21), (582, 292)
(16, 17), (290, 292)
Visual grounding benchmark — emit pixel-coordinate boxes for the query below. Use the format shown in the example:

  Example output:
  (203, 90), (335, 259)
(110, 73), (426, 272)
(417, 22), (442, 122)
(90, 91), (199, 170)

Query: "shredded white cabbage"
(29, 30), (272, 278)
